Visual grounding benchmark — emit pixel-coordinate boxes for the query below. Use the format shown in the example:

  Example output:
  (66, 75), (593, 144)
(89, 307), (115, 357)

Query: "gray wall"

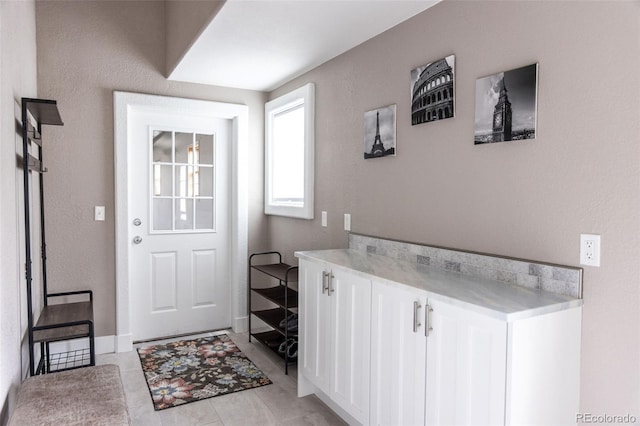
(35, 0), (268, 338)
(268, 0), (640, 415)
(0, 1), (38, 421)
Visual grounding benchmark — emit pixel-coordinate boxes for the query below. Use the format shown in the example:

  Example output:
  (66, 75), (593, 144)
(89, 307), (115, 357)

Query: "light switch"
(321, 211), (327, 227)
(344, 213), (351, 231)
(94, 206), (105, 221)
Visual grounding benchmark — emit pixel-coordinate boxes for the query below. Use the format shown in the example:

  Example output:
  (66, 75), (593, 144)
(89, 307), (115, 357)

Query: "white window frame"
(265, 82), (315, 219)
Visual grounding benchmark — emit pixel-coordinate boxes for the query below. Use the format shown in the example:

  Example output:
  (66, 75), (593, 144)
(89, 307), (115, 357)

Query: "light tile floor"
(96, 331), (346, 426)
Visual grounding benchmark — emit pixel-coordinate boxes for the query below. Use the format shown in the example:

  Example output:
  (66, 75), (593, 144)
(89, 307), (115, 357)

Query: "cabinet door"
(299, 259), (332, 394)
(329, 268), (371, 425)
(370, 281), (427, 426)
(425, 299), (507, 426)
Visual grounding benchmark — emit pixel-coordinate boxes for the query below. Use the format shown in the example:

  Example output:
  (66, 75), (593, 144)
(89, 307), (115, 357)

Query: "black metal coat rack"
(22, 98), (95, 375)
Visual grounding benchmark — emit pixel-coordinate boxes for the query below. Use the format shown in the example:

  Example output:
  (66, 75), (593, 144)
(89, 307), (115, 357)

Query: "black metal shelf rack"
(22, 98), (95, 375)
(248, 251), (298, 374)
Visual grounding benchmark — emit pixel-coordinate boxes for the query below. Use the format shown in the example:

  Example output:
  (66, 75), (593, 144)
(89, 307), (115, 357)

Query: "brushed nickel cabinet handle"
(413, 301), (422, 333)
(425, 304), (433, 337)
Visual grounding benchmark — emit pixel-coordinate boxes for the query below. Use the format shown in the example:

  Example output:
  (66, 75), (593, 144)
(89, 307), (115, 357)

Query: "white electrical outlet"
(321, 211), (327, 227)
(580, 234), (601, 267)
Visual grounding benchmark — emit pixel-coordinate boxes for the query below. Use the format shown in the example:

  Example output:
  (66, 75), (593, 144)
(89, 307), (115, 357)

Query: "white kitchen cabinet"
(298, 259), (371, 425)
(370, 281), (427, 426)
(505, 307), (582, 426)
(296, 251), (582, 426)
(425, 298), (507, 426)
(329, 268), (372, 424)
(371, 283), (508, 426)
(299, 258), (331, 394)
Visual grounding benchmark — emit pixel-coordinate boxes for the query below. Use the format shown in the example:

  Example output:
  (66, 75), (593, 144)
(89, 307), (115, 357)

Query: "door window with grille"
(151, 130), (215, 232)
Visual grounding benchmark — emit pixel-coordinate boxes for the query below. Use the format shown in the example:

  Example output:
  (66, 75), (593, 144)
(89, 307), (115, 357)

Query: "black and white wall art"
(474, 63), (538, 144)
(410, 55), (455, 125)
(364, 104), (396, 159)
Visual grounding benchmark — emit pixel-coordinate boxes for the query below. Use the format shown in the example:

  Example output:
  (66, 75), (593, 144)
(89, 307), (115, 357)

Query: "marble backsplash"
(349, 233), (583, 298)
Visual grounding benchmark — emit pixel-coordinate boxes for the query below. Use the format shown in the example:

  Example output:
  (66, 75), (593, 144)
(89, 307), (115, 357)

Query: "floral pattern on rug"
(137, 334), (271, 410)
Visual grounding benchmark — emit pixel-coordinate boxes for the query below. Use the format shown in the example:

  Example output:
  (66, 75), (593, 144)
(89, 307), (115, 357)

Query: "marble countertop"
(295, 249), (582, 321)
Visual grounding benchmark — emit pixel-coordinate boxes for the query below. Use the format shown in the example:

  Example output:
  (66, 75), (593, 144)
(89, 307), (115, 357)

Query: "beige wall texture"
(268, 0), (640, 416)
(35, 0), (268, 338)
(0, 1), (38, 421)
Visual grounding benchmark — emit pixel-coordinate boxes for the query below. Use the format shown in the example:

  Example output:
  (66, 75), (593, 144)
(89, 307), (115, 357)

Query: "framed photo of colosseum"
(364, 104), (396, 159)
(410, 55), (455, 125)
(474, 63), (538, 145)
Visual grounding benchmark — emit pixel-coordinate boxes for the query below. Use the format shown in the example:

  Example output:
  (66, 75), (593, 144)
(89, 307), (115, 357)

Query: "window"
(265, 83), (315, 219)
(151, 130), (215, 232)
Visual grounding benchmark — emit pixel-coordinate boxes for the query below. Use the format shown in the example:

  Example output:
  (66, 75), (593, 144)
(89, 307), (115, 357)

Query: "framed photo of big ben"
(474, 63), (538, 145)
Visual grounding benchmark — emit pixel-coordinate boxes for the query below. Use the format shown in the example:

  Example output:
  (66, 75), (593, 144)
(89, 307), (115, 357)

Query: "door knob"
(133, 236), (142, 244)
(133, 218), (142, 226)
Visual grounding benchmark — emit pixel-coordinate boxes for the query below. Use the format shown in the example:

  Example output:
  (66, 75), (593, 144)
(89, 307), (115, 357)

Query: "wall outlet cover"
(95, 206), (105, 221)
(580, 234), (600, 267)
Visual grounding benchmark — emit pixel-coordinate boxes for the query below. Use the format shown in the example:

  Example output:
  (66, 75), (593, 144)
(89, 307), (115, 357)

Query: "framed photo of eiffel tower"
(364, 104), (396, 159)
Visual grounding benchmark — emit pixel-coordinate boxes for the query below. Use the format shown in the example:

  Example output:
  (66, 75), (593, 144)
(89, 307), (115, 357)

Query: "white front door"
(128, 108), (231, 341)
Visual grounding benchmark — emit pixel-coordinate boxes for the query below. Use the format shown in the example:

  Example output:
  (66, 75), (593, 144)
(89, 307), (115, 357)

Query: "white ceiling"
(168, 0), (440, 92)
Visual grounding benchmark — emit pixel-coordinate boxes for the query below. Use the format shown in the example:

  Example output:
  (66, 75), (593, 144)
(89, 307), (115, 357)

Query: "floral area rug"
(137, 334), (271, 410)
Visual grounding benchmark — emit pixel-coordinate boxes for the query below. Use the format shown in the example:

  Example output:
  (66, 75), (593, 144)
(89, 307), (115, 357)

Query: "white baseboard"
(97, 336), (115, 353)
(234, 315), (249, 333)
(116, 334), (133, 353)
(48, 335), (116, 355)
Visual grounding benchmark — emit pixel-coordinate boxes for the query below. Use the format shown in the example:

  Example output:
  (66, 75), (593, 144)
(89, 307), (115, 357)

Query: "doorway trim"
(114, 92), (248, 352)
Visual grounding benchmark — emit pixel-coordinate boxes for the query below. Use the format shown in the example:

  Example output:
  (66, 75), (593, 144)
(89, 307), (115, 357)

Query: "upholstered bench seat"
(9, 364), (130, 426)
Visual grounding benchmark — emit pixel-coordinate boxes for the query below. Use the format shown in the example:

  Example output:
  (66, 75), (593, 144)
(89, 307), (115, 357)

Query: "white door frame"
(114, 91), (248, 352)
